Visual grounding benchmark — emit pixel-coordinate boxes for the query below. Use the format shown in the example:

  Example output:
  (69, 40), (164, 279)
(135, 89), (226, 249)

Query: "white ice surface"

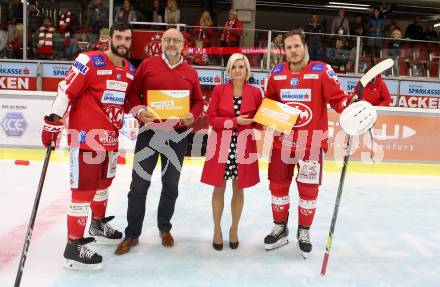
(0, 160), (439, 287)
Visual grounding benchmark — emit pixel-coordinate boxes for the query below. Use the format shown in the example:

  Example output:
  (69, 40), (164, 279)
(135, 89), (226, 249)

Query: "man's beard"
(164, 48), (180, 59)
(110, 43), (129, 58)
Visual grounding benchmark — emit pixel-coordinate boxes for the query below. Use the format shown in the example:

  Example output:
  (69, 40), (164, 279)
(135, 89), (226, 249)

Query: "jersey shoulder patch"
(127, 62), (136, 74)
(310, 63), (324, 72)
(72, 53), (90, 74)
(91, 55), (106, 68)
(271, 64), (284, 75)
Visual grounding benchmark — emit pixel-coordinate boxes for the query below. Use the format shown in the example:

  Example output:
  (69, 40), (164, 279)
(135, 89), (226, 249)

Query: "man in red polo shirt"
(115, 28), (203, 255)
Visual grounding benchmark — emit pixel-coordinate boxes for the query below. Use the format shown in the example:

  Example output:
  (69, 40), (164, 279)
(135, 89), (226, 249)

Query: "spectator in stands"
(384, 18), (400, 38)
(115, 0), (137, 24)
(405, 16), (424, 40)
(28, 1), (43, 33)
(35, 17), (55, 59)
(92, 28), (110, 51)
(8, 0), (23, 25)
(345, 39), (364, 73)
(185, 39), (209, 66)
(262, 33), (284, 68)
(350, 14), (366, 36)
(6, 23), (23, 59)
(367, 6), (384, 58)
(388, 28), (402, 76)
(86, 0), (109, 40)
(164, 0), (181, 24)
(330, 8), (350, 35)
(0, 22), (8, 58)
(353, 74), (391, 106)
(149, 0), (165, 23)
(193, 10), (214, 47)
(57, 4), (75, 60)
(424, 24), (439, 41)
(72, 27), (91, 56)
(326, 37), (350, 72)
(304, 13), (323, 61)
(220, 9), (243, 66)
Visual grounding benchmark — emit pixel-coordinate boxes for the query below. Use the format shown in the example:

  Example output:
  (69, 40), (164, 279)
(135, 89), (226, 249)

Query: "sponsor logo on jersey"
(97, 70), (113, 76)
(285, 102), (312, 127)
(274, 75), (287, 80)
(72, 61), (89, 74)
(311, 63), (324, 72)
(91, 55), (106, 68)
(116, 74), (122, 80)
(126, 73), (133, 80)
(78, 130), (87, 143)
(280, 89), (311, 102)
(106, 80), (128, 92)
(128, 62), (136, 73)
(290, 77), (299, 87)
(304, 74), (319, 79)
(101, 90), (125, 104)
(326, 67), (338, 81)
(271, 64), (284, 74)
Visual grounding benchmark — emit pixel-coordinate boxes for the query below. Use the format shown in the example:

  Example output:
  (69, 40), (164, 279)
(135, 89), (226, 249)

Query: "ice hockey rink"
(0, 154), (439, 287)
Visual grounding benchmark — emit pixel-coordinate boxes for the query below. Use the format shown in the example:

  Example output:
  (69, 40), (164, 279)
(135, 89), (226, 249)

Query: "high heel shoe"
(229, 228), (239, 249)
(213, 232), (223, 251)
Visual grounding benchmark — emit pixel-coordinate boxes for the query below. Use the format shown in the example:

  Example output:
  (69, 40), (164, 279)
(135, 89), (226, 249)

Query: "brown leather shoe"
(159, 231), (174, 247)
(114, 237), (139, 255)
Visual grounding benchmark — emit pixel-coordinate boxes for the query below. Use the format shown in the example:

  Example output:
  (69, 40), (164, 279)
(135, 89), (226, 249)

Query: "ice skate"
(264, 222), (289, 250)
(63, 237), (103, 271)
(89, 216), (123, 244)
(297, 225), (312, 259)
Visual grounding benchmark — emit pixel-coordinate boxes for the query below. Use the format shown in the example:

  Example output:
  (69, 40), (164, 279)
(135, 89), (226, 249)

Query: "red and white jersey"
(52, 50), (135, 151)
(265, 61), (351, 152)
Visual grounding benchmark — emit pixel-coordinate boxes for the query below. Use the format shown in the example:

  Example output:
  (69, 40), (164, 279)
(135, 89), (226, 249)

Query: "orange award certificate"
(253, 98), (300, 133)
(147, 90), (190, 119)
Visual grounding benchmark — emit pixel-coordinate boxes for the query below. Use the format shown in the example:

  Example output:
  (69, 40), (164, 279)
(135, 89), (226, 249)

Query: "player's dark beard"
(110, 42), (129, 58)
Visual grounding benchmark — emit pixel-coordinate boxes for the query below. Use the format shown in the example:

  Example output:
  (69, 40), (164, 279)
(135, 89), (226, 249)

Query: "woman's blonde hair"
(167, 0), (177, 11)
(199, 10), (213, 27)
(226, 53), (251, 81)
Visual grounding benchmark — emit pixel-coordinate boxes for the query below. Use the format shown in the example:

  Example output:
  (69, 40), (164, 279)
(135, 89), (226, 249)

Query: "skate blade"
(90, 236), (123, 245)
(63, 259), (102, 271)
(296, 243), (310, 259)
(265, 237), (289, 251)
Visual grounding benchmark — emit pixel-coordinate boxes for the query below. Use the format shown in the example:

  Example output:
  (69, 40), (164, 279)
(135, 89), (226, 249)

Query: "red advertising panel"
(131, 30), (163, 59)
(0, 62), (38, 90)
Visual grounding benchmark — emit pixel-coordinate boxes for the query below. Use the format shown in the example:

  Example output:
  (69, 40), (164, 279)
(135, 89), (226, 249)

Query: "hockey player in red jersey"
(41, 23), (135, 270)
(264, 29), (354, 257)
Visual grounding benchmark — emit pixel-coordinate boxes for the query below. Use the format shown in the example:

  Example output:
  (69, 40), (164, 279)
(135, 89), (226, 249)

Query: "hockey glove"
(42, 114), (63, 148)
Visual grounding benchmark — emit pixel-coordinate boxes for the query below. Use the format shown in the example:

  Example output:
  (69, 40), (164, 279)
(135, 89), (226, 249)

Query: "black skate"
(63, 237), (103, 271)
(297, 225), (312, 259)
(264, 222), (289, 250)
(89, 216), (123, 244)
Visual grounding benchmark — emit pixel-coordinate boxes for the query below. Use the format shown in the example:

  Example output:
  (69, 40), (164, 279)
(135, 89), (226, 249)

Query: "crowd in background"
(0, 0), (439, 76)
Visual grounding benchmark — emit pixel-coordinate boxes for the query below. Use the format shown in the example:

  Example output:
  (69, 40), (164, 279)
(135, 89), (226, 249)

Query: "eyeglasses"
(162, 37), (183, 44)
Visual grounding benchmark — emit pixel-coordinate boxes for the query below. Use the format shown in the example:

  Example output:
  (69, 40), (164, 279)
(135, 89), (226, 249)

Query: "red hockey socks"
(269, 180), (291, 222)
(90, 188), (108, 220)
(67, 189), (95, 240)
(297, 182), (319, 227)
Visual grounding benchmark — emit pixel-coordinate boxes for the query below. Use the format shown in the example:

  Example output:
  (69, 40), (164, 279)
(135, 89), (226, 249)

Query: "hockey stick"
(320, 58), (394, 276)
(14, 144), (53, 287)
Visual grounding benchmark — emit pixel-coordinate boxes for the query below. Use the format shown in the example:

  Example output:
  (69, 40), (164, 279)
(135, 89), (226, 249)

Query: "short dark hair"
(284, 28), (306, 46)
(110, 23), (133, 37)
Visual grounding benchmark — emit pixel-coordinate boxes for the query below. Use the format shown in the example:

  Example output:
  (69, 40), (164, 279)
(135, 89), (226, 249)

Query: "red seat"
(428, 61), (439, 78)
(412, 44), (428, 61)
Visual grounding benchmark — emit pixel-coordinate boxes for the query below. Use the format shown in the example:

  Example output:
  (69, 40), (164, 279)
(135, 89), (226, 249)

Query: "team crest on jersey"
(116, 74), (122, 80)
(311, 63), (324, 72)
(285, 102), (312, 127)
(91, 55), (106, 67)
(271, 64), (284, 75)
(290, 77), (299, 87)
